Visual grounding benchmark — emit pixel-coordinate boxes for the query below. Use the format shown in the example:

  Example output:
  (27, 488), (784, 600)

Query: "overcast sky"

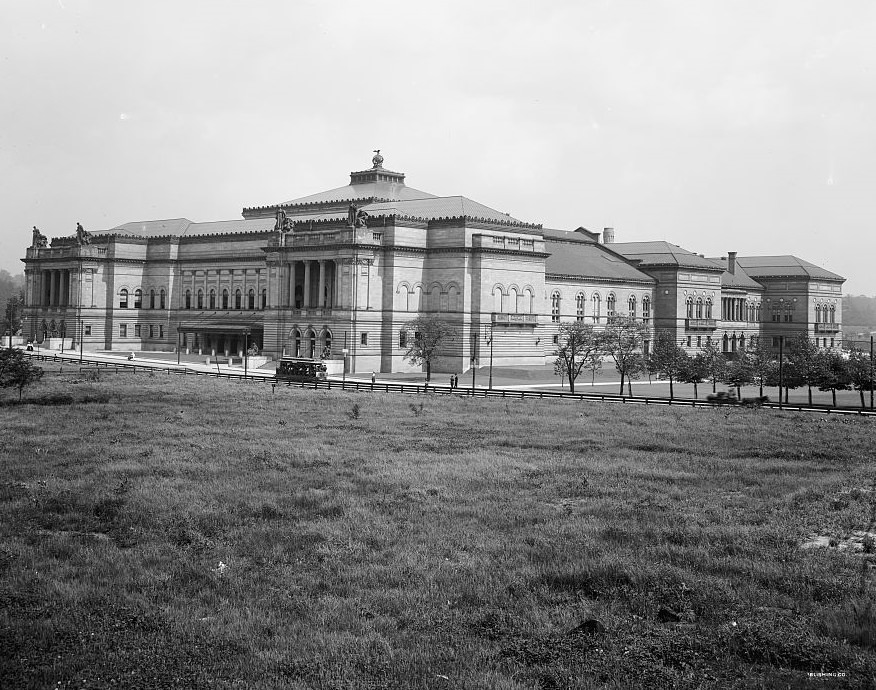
(2, 0), (874, 294)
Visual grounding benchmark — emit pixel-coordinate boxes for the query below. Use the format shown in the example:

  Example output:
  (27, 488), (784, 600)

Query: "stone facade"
(20, 155), (845, 372)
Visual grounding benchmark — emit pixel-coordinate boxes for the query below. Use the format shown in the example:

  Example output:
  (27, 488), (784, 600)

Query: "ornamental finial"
(372, 149), (383, 169)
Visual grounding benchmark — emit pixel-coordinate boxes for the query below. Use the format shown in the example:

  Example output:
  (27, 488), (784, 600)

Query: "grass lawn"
(1, 367), (875, 688)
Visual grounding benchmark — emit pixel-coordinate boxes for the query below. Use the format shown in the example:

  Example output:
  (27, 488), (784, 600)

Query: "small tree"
(847, 349), (874, 410)
(601, 316), (649, 395)
(679, 352), (709, 399)
(723, 351), (755, 399)
(748, 338), (777, 397)
(4, 293), (22, 348)
(0, 348), (44, 401)
(553, 322), (602, 394)
(401, 315), (456, 383)
(648, 329), (688, 399)
(816, 350), (851, 408)
(787, 335), (824, 407)
(700, 342), (727, 393)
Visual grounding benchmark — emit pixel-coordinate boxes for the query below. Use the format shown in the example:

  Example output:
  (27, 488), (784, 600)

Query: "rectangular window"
(399, 331), (407, 348)
(772, 337), (780, 347)
(686, 336), (691, 347)
(697, 336), (701, 347)
(149, 325), (154, 338)
(643, 340), (650, 356)
(134, 324), (141, 337)
(553, 334), (559, 344)
(360, 332), (368, 346)
(830, 338), (834, 348)
(84, 325), (91, 336)
(159, 325), (164, 339)
(119, 324), (127, 338)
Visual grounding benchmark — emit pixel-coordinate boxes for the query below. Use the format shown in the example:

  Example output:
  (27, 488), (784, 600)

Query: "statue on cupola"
(372, 149), (384, 169)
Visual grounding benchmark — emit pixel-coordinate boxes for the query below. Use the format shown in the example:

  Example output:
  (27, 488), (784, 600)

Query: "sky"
(2, 0), (875, 294)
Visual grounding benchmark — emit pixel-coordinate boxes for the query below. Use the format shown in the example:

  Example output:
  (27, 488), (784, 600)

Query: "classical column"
(63, 270), (70, 306)
(289, 261), (297, 309)
(49, 270), (57, 307)
(317, 260), (326, 308)
(303, 261), (311, 308)
(334, 260), (343, 308)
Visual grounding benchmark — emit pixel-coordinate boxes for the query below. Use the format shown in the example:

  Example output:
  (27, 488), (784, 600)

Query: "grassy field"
(1, 367), (875, 689)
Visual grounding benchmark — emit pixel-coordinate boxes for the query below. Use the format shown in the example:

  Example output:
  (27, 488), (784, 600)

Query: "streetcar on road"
(275, 357), (328, 383)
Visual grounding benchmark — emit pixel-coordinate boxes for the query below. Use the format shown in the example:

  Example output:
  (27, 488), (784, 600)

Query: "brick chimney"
(603, 227), (615, 244)
(727, 251), (737, 275)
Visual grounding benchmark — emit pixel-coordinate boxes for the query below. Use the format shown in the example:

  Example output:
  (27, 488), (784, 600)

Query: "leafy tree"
(786, 335), (824, 407)
(553, 322), (602, 394)
(4, 292), (24, 347)
(601, 316), (648, 395)
(699, 341), (727, 393)
(648, 329), (687, 399)
(723, 351), (755, 399)
(679, 352), (709, 399)
(748, 338), (778, 397)
(400, 316), (456, 383)
(846, 349), (874, 410)
(816, 350), (851, 408)
(0, 348), (44, 401)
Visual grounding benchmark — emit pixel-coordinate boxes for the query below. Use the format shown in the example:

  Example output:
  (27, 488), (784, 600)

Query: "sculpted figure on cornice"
(31, 226), (48, 248)
(76, 222), (92, 246)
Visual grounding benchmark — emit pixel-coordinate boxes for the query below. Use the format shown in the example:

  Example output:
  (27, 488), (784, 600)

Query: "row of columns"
(721, 297), (747, 322)
(40, 269), (73, 307)
(282, 259), (340, 309)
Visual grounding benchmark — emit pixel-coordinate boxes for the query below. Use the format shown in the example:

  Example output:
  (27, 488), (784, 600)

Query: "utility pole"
(244, 329), (249, 378)
(486, 324), (494, 390)
(78, 247), (84, 364)
(778, 335), (784, 410)
(870, 335), (874, 411)
(470, 332), (477, 395)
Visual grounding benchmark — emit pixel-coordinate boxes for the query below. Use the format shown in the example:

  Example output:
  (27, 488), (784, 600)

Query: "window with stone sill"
(134, 324), (141, 338)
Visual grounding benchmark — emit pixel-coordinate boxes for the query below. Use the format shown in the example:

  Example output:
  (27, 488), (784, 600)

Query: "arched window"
(248, 289), (255, 310)
(591, 293), (601, 322)
(197, 290), (203, 309)
(134, 289), (142, 309)
(508, 287), (518, 314)
(628, 295), (637, 318)
(551, 291), (561, 323)
(705, 298), (712, 319)
(829, 305), (836, 323)
(642, 296), (651, 322)
(261, 289), (267, 309)
(220, 289), (228, 309)
(739, 334), (746, 350)
(235, 289), (242, 310)
(695, 298), (703, 319)
(523, 287), (534, 314)
(160, 289), (166, 310)
(307, 329), (317, 358)
(575, 292), (585, 321)
(209, 289), (216, 309)
(119, 289), (128, 309)
(185, 290), (191, 309)
(293, 329), (301, 357)
(686, 297), (694, 319)
(149, 289), (156, 309)
(493, 286), (504, 313)
(722, 333), (729, 352)
(606, 293), (616, 318)
(322, 329), (333, 358)
(59, 320), (66, 338)
(448, 285), (460, 312)
(815, 304), (822, 323)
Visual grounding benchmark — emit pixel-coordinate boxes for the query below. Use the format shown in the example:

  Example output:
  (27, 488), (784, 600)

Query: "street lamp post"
(244, 329), (250, 379)
(778, 335), (784, 409)
(484, 324), (494, 390)
(177, 328), (182, 366)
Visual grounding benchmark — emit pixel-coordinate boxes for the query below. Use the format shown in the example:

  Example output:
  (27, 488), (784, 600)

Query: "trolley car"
(275, 357), (328, 383)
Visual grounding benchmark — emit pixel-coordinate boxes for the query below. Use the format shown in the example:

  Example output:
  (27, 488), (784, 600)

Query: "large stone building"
(20, 153), (845, 372)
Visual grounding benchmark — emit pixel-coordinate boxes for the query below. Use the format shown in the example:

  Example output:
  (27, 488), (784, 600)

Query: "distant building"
(20, 154), (845, 372)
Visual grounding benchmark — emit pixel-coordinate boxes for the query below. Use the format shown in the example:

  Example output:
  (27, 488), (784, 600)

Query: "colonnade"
(721, 297), (748, 322)
(281, 259), (341, 309)
(40, 269), (73, 307)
